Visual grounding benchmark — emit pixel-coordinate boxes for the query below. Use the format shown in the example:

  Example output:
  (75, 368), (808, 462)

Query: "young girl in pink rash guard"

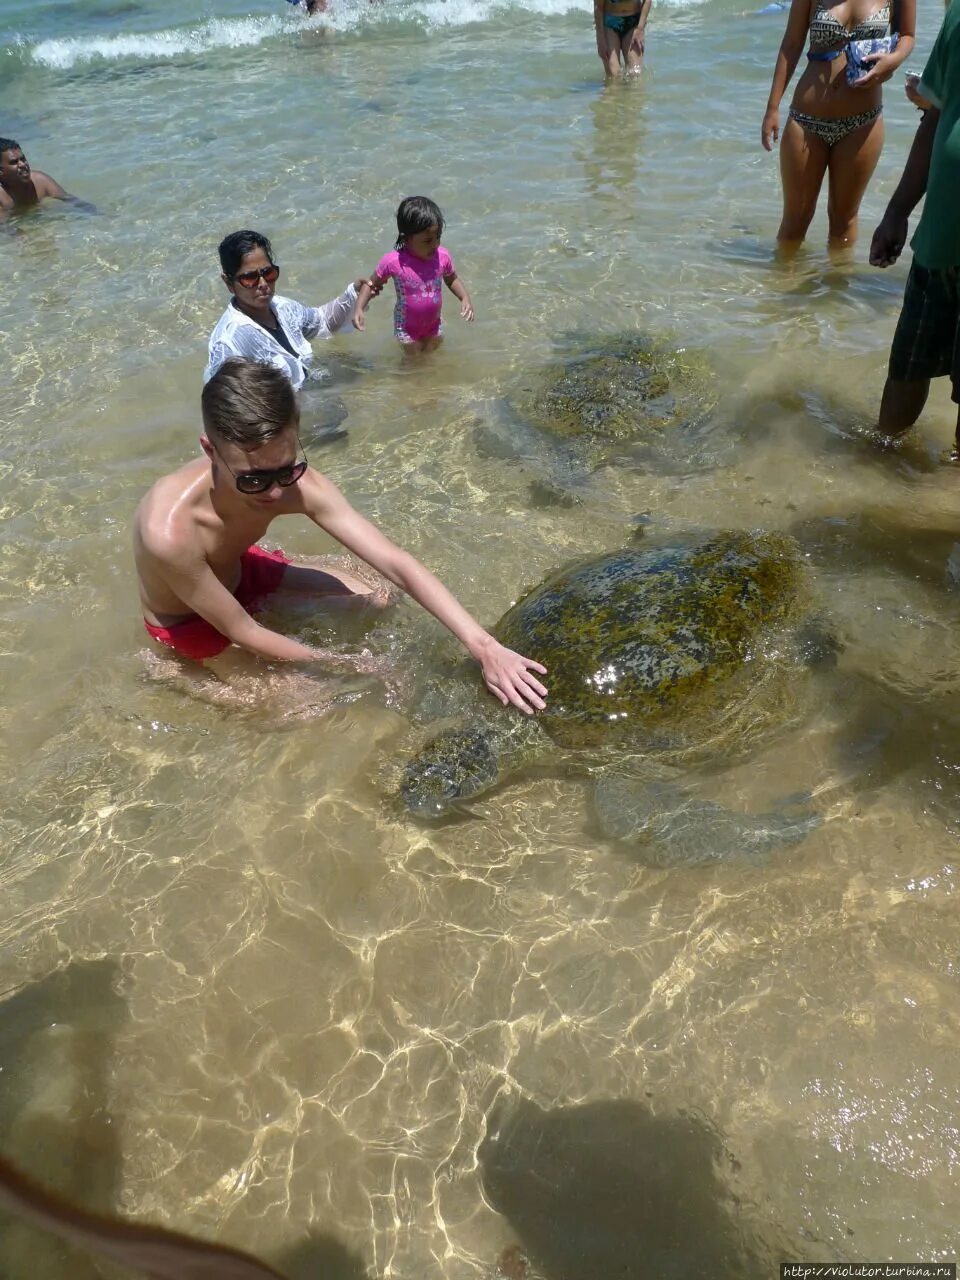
(353, 196), (474, 353)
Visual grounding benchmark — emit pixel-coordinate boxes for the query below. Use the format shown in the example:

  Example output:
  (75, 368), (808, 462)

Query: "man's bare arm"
(146, 535), (367, 666)
(34, 171), (98, 212)
(299, 473), (548, 713)
(869, 106), (940, 266)
(32, 170), (69, 198)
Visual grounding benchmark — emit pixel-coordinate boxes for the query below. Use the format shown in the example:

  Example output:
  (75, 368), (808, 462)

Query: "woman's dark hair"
(395, 196), (444, 250)
(218, 229), (274, 279)
(0, 138), (20, 157)
(202, 358), (298, 446)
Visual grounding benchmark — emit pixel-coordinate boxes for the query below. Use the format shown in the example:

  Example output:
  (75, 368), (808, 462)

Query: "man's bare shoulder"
(32, 171), (67, 198)
(292, 463), (346, 514)
(134, 458), (211, 564)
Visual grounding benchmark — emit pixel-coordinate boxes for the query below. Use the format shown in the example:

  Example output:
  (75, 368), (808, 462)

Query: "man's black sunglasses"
(214, 438), (308, 495)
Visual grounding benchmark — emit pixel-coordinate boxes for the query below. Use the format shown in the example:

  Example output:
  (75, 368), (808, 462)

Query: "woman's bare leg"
(598, 23), (624, 76)
(622, 23), (645, 72)
(777, 116), (829, 248)
(825, 114), (884, 249)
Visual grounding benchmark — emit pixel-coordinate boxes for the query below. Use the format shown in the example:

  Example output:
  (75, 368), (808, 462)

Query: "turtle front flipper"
(400, 714), (551, 820)
(593, 775), (820, 866)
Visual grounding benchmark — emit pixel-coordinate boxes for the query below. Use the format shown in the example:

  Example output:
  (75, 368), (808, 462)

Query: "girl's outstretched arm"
(444, 271), (475, 321)
(351, 276), (379, 331)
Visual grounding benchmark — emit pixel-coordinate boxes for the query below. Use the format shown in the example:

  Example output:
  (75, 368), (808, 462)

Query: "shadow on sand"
(0, 960), (368, 1280)
(478, 1096), (810, 1280)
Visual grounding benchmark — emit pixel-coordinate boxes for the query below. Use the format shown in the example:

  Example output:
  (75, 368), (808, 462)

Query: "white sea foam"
(29, 14), (292, 70)
(25, 0), (708, 70)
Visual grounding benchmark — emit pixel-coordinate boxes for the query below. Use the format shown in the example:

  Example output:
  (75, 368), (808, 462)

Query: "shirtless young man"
(134, 358), (548, 713)
(0, 139), (93, 214)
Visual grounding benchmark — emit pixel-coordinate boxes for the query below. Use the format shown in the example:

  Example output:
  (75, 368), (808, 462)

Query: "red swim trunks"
(143, 544), (291, 661)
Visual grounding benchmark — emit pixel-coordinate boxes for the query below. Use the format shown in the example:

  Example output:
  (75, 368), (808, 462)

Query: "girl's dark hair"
(395, 196), (444, 250)
(218, 229), (274, 279)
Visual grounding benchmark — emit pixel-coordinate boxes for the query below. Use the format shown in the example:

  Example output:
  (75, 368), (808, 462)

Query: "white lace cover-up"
(203, 285), (358, 390)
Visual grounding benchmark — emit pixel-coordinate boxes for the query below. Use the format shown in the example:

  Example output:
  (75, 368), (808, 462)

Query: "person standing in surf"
(352, 197), (474, 354)
(760, 0), (915, 249)
(595, 0), (652, 77)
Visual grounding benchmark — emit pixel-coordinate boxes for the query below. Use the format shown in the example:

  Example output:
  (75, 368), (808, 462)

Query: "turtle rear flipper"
(473, 400), (591, 506)
(593, 775), (820, 866)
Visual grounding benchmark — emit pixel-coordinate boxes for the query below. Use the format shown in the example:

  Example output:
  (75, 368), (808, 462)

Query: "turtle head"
(399, 724), (501, 819)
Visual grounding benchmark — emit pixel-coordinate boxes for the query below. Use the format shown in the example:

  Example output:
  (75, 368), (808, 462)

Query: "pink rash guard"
(375, 245), (455, 343)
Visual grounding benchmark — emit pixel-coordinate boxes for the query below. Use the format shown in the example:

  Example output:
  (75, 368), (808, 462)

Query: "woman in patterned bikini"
(761, 0), (915, 248)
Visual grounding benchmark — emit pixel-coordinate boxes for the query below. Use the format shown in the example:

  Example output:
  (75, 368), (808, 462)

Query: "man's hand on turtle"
(478, 640), (548, 714)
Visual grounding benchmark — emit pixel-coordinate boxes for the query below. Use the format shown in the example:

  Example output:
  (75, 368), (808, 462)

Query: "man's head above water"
(200, 358), (298, 448)
(0, 139), (90, 212)
(0, 140), (29, 183)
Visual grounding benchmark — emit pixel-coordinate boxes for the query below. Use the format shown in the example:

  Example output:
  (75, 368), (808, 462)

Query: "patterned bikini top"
(808, 2), (891, 52)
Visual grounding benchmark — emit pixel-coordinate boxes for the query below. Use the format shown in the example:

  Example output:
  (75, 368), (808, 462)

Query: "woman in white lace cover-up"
(204, 228), (378, 390)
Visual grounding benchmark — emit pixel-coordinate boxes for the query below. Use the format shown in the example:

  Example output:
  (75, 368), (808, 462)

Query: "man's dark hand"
(870, 208), (909, 267)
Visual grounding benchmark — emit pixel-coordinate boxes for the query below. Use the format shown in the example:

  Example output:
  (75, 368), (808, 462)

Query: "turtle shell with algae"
(508, 333), (716, 446)
(492, 530), (807, 750)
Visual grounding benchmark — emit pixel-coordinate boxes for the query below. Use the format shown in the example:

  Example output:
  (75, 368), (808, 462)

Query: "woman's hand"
(849, 51), (898, 88)
(476, 639), (548, 714)
(761, 106), (780, 150)
(354, 275), (382, 297)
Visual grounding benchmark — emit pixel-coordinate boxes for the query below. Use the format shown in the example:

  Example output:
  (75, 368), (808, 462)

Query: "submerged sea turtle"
(474, 333), (722, 502)
(399, 530), (827, 865)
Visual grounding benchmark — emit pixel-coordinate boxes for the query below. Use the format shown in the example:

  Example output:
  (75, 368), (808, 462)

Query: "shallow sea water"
(2, 0), (960, 1274)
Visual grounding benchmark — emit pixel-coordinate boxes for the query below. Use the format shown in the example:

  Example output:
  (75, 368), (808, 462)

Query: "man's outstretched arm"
(300, 473), (548, 713)
(34, 170), (98, 213)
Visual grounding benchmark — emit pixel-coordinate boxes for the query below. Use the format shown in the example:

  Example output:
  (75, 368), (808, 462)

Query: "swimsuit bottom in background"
(143, 544), (291, 660)
(604, 10), (643, 34)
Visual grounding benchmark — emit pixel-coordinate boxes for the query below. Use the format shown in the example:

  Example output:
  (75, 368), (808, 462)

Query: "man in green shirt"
(871, 1), (960, 445)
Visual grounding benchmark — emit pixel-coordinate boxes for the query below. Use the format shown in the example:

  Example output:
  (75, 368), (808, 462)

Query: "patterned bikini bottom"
(788, 105), (882, 147)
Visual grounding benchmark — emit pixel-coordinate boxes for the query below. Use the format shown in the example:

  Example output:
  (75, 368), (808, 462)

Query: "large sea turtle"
(399, 530), (827, 865)
(474, 333), (723, 503)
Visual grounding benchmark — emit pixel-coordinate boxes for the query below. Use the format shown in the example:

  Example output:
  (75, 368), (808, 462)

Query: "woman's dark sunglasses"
(214, 439), (308, 494)
(233, 263), (280, 288)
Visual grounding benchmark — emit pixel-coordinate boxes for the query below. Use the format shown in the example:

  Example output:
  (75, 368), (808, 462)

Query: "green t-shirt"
(912, 2), (960, 268)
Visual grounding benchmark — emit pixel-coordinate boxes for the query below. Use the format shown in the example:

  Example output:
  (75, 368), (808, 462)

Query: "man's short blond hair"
(201, 358), (299, 447)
